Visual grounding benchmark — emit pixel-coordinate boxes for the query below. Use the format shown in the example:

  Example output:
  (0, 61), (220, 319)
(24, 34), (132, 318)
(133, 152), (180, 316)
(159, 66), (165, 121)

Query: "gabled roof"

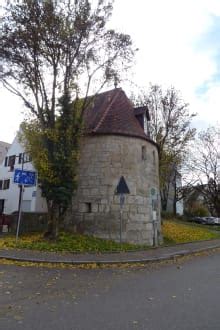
(83, 88), (155, 144)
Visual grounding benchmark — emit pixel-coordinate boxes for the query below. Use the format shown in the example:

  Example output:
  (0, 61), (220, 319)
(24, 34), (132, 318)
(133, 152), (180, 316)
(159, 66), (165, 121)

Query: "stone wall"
(67, 134), (161, 245)
(7, 212), (48, 233)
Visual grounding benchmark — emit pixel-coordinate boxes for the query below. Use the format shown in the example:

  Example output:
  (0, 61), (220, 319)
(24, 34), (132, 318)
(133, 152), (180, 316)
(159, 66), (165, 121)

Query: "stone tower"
(68, 88), (161, 246)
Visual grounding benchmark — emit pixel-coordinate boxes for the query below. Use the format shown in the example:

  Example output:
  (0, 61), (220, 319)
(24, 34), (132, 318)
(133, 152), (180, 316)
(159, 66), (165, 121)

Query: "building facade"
(0, 135), (47, 215)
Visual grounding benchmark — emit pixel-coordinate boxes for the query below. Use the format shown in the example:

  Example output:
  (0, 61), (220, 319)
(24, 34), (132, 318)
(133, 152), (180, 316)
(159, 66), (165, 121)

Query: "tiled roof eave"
(86, 131), (159, 150)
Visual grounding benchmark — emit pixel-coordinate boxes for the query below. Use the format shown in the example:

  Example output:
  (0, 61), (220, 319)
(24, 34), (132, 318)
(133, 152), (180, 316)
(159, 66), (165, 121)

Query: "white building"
(0, 135), (47, 214)
(0, 141), (10, 164)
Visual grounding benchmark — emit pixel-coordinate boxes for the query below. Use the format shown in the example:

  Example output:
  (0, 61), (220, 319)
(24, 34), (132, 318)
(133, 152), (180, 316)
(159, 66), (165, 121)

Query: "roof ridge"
(93, 89), (121, 133)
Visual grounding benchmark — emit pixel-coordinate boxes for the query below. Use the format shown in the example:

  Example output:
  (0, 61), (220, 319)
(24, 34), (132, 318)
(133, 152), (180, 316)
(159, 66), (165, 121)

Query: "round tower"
(68, 89), (161, 246)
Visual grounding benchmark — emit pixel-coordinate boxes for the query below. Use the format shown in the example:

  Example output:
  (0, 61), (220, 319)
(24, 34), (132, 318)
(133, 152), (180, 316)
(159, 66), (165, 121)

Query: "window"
(18, 153), (23, 164)
(25, 153), (32, 163)
(22, 152), (32, 163)
(85, 202), (92, 213)
(3, 179), (10, 190)
(8, 155), (16, 171)
(142, 146), (147, 160)
(4, 157), (8, 167)
(17, 152), (32, 164)
(0, 199), (4, 214)
(0, 180), (9, 190)
(22, 200), (31, 212)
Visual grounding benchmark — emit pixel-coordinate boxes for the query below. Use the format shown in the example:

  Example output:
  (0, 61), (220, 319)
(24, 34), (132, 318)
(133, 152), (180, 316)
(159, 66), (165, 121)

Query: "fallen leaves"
(163, 220), (220, 243)
(0, 232), (149, 253)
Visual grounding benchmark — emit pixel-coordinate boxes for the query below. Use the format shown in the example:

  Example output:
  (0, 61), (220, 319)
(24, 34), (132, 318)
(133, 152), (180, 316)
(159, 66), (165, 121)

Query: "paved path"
(1, 239), (220, 264)
(1, 248), (220, 329)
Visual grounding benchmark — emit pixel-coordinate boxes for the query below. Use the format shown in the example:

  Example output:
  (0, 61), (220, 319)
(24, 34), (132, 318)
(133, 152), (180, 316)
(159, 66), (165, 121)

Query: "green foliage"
(187, 205), (209, 217)
(21, 93), (83, 217)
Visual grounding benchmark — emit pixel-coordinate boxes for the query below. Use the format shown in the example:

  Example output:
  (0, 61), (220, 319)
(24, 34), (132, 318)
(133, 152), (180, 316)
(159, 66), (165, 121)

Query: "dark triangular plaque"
(116, 176), (130, 194)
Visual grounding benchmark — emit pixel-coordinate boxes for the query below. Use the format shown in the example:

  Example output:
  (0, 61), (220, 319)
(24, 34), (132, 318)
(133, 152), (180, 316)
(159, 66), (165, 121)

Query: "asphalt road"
(0, 251), (220, 330)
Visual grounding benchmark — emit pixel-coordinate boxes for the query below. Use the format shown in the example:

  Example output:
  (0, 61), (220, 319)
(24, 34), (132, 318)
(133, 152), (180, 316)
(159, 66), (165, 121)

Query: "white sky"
(0, 0), (220, 142)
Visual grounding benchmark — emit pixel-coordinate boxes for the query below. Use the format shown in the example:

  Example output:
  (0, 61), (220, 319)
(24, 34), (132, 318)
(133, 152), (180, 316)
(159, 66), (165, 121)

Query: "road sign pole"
(16, 153), (24, 243)
(119, 194), (125, 244)
(16, 184), (24, 243)
(120, 208), (122, 244)
(116, 177), (130, 245)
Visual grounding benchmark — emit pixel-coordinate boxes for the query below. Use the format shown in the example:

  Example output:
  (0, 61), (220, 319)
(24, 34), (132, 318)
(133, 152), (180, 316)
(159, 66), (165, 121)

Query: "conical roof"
(83, 88), (154, 143)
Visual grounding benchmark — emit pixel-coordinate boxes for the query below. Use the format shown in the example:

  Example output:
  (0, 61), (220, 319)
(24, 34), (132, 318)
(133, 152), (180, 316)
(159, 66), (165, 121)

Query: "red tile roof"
(83, 88), (156, 145)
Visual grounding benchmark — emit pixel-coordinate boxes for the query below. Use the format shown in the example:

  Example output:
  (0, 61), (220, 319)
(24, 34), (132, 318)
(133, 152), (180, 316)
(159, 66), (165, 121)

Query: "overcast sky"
(0, 0), (219, 142)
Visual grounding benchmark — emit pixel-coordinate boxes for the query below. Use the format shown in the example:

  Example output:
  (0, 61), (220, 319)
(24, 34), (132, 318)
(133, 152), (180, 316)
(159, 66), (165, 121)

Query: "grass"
(1, 218), (220, 253)
(162, 218), (220, 244)
(0, 232), (149, 253)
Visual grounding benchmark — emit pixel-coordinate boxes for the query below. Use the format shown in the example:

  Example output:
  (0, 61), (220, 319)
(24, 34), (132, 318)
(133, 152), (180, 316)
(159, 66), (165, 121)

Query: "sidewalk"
(1, 239), (220, 265)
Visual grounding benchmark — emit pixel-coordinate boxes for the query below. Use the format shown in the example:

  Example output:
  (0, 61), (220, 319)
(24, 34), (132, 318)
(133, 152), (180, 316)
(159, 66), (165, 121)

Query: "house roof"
(83, 88), (156, 145)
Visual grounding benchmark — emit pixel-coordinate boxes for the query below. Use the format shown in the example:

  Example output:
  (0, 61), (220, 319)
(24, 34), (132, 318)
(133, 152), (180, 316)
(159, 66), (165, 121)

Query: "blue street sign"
(14, 169), (36, 186)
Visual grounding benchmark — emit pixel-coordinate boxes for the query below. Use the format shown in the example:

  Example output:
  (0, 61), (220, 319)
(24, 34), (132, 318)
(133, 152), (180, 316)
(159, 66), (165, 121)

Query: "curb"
(0, 244), (220, 265)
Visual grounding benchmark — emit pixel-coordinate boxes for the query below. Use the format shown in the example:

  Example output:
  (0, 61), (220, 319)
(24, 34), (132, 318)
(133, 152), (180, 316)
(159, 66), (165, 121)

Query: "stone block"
(82, 189), (90, 196)
(129, 205), (138, 213)
(110, 204), (120, 212)
(126, 222), (144, 231)
(113, 162), (121, 168)
(127, 196), (136, 204)
(91, 188), (99, 195)
(92, 203), (98, 213)
(135, 196), (144, 205)
(146, 222), (153, 231)
(78, 203), (89, 213)
(98, 204), (110, 213)
(83, 213), (95, 222)
(126, 230), (142, 244)
(71, 214), (83, 224)
(137, 206), (148, 214)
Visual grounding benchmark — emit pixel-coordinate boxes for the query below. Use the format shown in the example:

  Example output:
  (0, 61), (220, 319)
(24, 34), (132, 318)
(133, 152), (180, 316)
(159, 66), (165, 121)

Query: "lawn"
(0, 232), (148, 253)
(162, 219), (220, 244)
(0, 218), (220, 253)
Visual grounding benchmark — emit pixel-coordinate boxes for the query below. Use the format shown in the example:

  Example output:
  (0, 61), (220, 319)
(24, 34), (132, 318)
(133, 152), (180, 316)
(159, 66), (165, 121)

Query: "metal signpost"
(14, 169), (36, 242)
(151, 187), (158, 247)
(116, 176), (130, 244)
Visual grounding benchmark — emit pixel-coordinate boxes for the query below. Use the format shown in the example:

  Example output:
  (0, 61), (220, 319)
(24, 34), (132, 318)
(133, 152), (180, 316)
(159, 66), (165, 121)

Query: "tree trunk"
(44, 201), (59, 239)
(173, 170), (177, 215)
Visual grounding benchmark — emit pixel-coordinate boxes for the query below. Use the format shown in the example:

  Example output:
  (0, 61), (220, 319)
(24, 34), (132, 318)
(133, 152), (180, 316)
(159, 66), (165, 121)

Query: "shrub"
(187, 205), (209, 217)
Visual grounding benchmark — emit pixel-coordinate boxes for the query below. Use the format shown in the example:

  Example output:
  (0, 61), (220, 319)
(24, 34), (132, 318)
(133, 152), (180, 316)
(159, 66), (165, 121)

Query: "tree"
(0, 0), (134, 238)
(186, 126), (220, 216)
(133, 84), (196, 212)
